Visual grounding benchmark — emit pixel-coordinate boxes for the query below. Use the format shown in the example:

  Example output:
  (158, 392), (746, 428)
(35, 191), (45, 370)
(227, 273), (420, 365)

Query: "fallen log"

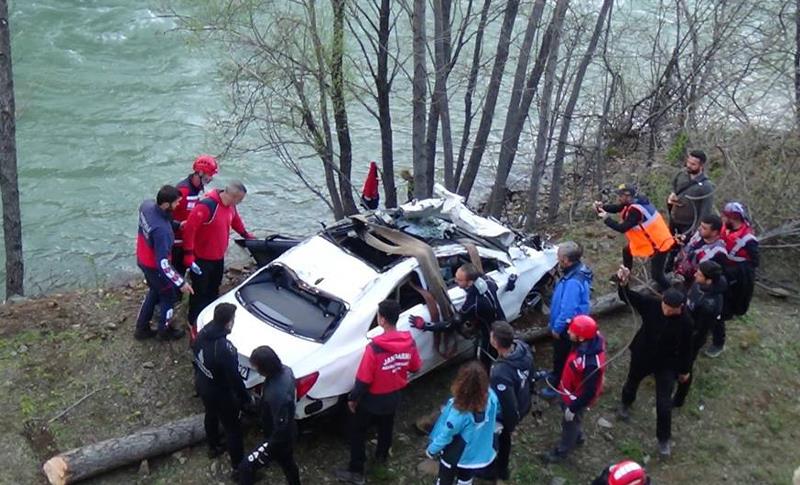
(517, 285), (646, 344)
(42, 414), (205, 485)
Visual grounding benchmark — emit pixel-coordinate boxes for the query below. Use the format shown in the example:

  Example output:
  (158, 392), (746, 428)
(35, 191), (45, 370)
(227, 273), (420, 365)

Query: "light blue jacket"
(426, 389), (499, 469)
(548, 262), (593, 335)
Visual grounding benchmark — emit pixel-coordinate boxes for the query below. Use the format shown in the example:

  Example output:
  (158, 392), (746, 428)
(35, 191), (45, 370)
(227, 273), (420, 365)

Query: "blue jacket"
(549, 262), (593, 335)
(427, 389), (499, 469)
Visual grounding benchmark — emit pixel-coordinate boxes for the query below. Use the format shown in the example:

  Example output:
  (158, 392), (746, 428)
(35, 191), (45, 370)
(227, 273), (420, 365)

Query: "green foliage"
(616, 438), (645, 463)
(665, 131), (689, 163)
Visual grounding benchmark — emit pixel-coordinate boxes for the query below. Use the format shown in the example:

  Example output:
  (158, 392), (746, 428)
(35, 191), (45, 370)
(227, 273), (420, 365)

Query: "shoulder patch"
(496, 383), (507, 392)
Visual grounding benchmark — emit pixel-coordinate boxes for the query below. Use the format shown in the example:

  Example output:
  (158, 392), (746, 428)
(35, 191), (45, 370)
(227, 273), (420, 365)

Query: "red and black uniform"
(171, 175), (204, 275)
(554, 334), (606, 457)
(135, 199), (185, 334)
(675, 231), (728, 285)
(347, 330), (422, 475)
(182, 189), (253, 332)
(717, 223), (759, 347)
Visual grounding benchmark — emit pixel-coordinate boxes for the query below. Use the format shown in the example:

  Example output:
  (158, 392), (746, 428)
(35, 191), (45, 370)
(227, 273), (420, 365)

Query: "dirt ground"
(1, 224), (799, 485)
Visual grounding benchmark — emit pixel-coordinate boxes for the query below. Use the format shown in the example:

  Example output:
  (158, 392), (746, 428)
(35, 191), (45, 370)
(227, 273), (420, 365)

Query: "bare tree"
(796, 0), (800, 127)
(0, 0), (22, 298)
(411, 0), (429, 199)
(524, 0), (570, 231)
(457, 0), (521, 199)
(331, 0), (358, 215)
(547, 0), (614, 221)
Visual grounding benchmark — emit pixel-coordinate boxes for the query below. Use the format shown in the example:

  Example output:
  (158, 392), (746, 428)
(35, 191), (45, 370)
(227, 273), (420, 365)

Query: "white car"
(197, 185), (557, 419)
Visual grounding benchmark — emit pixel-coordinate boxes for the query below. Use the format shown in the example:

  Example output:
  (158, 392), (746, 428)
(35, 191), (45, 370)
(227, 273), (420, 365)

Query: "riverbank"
(1, 221), (798, 484)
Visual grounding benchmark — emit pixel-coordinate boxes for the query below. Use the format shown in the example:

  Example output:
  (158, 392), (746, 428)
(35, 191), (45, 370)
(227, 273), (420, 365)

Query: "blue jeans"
(136, 264), (177, 332)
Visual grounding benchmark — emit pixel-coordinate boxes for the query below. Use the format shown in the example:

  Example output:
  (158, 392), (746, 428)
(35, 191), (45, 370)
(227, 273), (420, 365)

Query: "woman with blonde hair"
(426, 361), (499, 485)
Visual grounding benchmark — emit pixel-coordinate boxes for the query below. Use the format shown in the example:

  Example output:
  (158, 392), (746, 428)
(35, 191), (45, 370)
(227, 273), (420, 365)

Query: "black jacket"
(258, 365), (297, 445)
(192, 323), (250, 405)
(619, 285), (693, 374)
(601, 197), (652, 233)
(490, 339), (533, 432)
(687, 276), (727, 357)
(461, 276), (506, 327)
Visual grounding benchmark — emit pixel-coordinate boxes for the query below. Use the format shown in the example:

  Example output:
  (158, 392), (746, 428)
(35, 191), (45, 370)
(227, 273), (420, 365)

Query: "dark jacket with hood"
(192, 323), (250, 405)
(686, 276), (727, 357)
(460, 276), (506, 328)
(257, 365), (297, 445)
(349, 329), (422, 415)
(619, 285), (693, 374)
(490, 339), (533, 432)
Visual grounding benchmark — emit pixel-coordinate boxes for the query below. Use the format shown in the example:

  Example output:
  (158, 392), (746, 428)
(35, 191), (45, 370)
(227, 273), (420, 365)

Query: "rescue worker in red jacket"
(172, 155), (219, 275)
(135, 185), (194, 340)
(182, 181), (255, 338)
(335, 300), (422, 485)
(708, 201), (760, 357)
(595, 184), (675, 291)
(674, 214), (728, 287)
(542, 315), (606, 463)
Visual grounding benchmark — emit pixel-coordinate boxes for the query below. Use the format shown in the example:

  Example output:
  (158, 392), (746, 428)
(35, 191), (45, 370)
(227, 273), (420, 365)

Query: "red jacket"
(182, 189), (249, 262)
(560, 333), (606, 411)
(349, 330), (421, 414)
(721, 223), (758, 266)
(173, 175), (204, 246)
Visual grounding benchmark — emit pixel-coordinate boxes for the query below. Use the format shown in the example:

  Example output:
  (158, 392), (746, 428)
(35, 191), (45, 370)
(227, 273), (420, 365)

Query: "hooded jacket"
(490, 339), (533, 432)
(619, 285), (693, 374)
(460, 276), (506, 327)
(549, 263), (593, 335)
(192, 323), (250, 405)
(349, 329), (422, 414)
(687, 276), (727, 357)
(427, 389), (500, 469)
(559, 333), (606, 412)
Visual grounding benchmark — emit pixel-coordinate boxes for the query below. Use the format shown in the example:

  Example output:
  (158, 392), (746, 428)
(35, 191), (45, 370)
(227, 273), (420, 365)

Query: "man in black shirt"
(615, 266), (692, 458)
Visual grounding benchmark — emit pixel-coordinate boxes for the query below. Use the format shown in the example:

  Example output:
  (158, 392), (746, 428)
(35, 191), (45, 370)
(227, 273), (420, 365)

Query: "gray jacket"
(669, 171), (714, 231)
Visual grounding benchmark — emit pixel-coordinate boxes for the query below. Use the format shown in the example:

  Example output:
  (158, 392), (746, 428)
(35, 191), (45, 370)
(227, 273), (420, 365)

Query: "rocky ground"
(1, 222), (798, 484)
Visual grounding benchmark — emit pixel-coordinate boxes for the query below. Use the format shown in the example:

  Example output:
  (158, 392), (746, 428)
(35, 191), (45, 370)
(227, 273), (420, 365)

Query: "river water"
(5, 1), (348, 298)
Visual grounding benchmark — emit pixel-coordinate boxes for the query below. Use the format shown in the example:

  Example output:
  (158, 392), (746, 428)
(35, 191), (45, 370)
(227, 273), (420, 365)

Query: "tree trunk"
(424, 0), (447, 194)
(454, 0), (492, 188)
(457, 0), (521, 200)
(485, 0), (546, 217)
(524, 0), (569, 232)
(795, 0), (800, 128)
(0, 1), (23, 298)
(438, 0), (456, 191)
(331, 0), (358, 215)
(376, 0), (397, 208)
(411, 0), (429, 199)
(547, 0), (614, 222)
(42, 414), (205, 485)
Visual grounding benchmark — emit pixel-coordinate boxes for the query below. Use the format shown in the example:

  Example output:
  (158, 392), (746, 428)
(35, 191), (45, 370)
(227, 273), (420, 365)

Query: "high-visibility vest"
(621, 202), (675, 257)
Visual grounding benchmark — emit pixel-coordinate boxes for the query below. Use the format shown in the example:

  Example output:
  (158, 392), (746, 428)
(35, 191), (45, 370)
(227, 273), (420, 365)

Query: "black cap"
(616, 183), (637, 196)
(662, 288), (685, 308)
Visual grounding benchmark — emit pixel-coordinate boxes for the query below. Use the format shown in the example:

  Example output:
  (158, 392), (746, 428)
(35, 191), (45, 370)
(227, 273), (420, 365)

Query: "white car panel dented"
(197, 193), (558, 420)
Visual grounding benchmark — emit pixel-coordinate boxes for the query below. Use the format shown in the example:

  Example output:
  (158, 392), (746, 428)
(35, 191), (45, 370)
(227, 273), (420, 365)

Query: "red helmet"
(568, 315), (598, 340)
(608, 460), (647, 485)
(193, 155), (218, 176)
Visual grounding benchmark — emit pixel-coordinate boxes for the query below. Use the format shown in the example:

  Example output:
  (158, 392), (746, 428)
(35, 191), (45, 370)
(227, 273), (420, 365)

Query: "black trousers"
(673, 322), (713, 407)
(238, 440), (301, 485)
(171, 246), (187, 277)
(477, 324), (497, 369)
(348, 406), (395, 474)
(188, 258), (225, 326)
(551, 332), (572, 383)
(556, 405), (585, 455)
(623, 246), (670, 291)
(437, 461), (476, 485)
(711, 318), (726, 347)
(493, 427), (512, 481)
(135, 264), (177, 333)
(201, 393), (244, 468)
(621, 360), (676, 442)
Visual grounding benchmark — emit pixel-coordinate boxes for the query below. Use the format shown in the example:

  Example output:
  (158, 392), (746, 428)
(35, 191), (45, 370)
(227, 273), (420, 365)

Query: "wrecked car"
(196, 185), (558, 419)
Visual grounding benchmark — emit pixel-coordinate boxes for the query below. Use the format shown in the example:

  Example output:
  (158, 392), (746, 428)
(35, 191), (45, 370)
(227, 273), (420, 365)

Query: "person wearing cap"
(172, 155), (219, 275)
(594, 185), (675, 291)
(592, 460), (650, 485)
(672, 260), (727, 408)
(667, 150), (714, 237)
(673, 214), (728, 287)
(614, 265), (693, 458)
(542, 315), (606, 464)
(710, 201), (759, 358)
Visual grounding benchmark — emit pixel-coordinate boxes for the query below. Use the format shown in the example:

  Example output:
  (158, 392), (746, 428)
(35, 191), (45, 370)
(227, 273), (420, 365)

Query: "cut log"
(42, 414), (205, 485)
(517, 285), (647, 344)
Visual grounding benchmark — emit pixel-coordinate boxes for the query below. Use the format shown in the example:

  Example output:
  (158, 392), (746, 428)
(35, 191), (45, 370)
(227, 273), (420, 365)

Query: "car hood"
(273, 235), (378, 304)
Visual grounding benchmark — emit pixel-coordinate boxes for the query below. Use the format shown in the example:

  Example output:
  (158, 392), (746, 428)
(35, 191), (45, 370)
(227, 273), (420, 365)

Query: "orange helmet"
(193, 155), (218, 176)
(608, 460), (647, 485)
(568, 315), (598, 340)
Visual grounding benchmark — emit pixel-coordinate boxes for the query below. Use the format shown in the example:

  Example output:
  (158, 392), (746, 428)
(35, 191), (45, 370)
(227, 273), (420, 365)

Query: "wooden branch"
(42, 414), (205, 485)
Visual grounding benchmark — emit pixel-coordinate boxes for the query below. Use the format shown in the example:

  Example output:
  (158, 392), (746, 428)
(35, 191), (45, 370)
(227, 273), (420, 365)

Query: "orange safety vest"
(621, 202), (675, 257)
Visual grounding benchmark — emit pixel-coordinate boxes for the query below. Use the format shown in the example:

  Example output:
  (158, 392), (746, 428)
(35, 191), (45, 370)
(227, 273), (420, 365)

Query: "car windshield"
(236, 264), (347, 342)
